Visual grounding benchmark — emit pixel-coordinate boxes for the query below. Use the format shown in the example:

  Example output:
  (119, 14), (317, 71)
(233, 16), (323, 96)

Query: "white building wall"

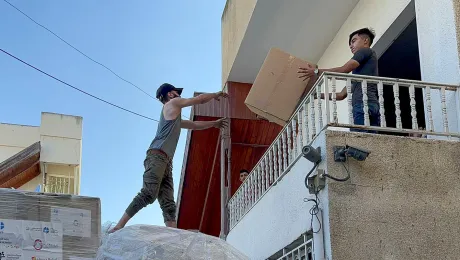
(226, 135), (326, 260)
(415, 0), (460, 135)
(317, 0), (412, 125)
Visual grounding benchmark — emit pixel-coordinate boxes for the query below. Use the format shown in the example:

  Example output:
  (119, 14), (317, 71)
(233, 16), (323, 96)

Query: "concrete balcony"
(226, 73), (460, 259)
(221, 0), (360, 87)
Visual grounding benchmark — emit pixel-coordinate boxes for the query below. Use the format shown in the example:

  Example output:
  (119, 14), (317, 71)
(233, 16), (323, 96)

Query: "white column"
(415, 0), (460, 137)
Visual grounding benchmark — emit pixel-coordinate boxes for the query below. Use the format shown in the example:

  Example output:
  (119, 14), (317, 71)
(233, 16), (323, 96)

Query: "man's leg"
(351, 104), (365, 132)
(110, 154), (168, 232)
(369, 103), (381, 128)
(352, 103), (380, 133)
(157, 162), (177, 228)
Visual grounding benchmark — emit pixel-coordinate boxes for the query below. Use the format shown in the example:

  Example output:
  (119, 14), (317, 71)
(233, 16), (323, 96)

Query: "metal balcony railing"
(45, 175), (74, 194)
(228, 72), (460, 230)
(276, 239), (312, 260)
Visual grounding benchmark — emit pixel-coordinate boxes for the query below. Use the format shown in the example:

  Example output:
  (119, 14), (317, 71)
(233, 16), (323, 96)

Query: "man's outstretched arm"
(298, 59), (360, 81)
(181, 118), (228, 130)
(171, 91), (228, 109)
(299, 48), (373, 80)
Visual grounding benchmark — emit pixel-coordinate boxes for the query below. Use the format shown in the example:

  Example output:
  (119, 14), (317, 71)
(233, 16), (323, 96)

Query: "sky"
(0, 0), (226, 226)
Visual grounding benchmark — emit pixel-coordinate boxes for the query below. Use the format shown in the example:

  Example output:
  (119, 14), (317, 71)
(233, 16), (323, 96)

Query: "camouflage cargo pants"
(125, 152), (176, 222)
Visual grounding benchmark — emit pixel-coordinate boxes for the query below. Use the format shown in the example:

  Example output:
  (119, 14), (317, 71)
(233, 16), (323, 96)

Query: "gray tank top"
(148, 109), (182, 159)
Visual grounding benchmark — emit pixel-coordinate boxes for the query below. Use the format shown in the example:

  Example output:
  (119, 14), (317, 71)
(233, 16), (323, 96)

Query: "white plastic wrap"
(0, 188), (101, 260)
(97, 223), (249, 260)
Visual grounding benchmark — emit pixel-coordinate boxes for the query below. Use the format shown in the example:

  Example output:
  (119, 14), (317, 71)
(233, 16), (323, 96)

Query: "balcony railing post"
(298, 110), (304, 148)
(362, 80), (370, 126)
(282, 131), (288, 170)
(270, 149), (275, 185)
(346, 78), (353, 125)
(265, 156), (270, 189)
(287, 124), (292, 163)
(277, 139), (282, 177)
(426, 86), (434, 132)
(257, 166), (262, 199)
(317, 80), (323, 129)
(303, 104), (310, 144)
(261, 160), (266, 193)
(292, 117), (298, 159)
(441, 86), (449, 134)
(409, 84), (418, 130)
(310, 95), (316, 137)
(393, 83), (402, 129)
(331, 77), (338, 124)
(251, 174), (255, 206)
(378, 81), (386, 127)
(324, 76), (331, 125)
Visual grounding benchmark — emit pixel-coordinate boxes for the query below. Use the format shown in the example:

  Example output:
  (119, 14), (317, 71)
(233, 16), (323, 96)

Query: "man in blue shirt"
(298, 28), (380, 129)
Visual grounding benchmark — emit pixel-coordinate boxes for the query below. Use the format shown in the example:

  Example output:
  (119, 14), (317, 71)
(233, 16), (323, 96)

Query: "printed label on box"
(0, 249), (22, 260)
(0, 219), (23, 250)
(23, 250), (63, 260)
(50, 207), (91, 238)
(22, 221), (63, 254)
(0, 219), (63, 260)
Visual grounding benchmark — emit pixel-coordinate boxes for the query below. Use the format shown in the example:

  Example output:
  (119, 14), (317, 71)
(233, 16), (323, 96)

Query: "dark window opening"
(378, 18), (425, 136)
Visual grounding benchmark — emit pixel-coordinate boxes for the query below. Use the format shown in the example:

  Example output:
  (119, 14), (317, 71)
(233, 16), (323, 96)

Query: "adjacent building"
(0, 112), (83, 195)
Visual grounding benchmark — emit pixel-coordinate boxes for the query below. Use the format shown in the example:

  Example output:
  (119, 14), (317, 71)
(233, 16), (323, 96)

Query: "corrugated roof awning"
(0, 141), (41, 188)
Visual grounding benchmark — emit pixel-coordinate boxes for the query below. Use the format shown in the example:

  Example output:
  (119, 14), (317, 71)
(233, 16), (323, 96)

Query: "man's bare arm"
(298, 59), (360, 80)
(318, 60), (360, 74)
(181, 118), (228, 130)
(171, 92), (228, 109)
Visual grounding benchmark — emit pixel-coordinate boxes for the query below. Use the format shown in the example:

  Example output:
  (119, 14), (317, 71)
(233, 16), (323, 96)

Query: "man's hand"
(214, 91), (229, 101)
(213, 118), (229, 129)
(298, 64), (316, 81)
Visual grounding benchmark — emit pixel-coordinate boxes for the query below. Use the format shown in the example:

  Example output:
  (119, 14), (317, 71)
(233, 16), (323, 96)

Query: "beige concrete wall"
(324, 130), (460, 259)
(19, 173), (43, 191)
(40, 112), (82, 165)
(0, 124), (40, 162)
(221, 0), (257, 88)
(316, 0), (412, 125)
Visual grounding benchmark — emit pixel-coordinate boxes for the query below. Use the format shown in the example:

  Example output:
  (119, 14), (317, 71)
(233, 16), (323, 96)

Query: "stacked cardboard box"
(245, 48), (318, 126)
(0, 188), (101, 260)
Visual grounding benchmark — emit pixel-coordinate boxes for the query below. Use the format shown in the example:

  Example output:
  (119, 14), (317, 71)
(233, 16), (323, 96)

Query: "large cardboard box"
(0, 188), (101, 260)
(245, 48), (318, 126)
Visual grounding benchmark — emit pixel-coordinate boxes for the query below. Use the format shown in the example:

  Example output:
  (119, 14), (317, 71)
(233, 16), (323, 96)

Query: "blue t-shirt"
(351, 48), (379, 106)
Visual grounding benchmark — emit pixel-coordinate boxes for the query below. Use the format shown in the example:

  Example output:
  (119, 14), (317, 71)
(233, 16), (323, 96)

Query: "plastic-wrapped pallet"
(97, 223), (249, 260)
(0, 188), (101, 260)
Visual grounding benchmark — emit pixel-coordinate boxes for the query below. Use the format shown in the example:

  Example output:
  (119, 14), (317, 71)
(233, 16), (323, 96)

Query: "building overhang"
(226, 0), (360, 84)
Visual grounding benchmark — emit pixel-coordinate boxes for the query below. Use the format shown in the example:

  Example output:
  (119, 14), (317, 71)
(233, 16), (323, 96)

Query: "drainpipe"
(225, 119), (232, 237)
(219, 128), (227, 239)
(226, 118), (232, 203)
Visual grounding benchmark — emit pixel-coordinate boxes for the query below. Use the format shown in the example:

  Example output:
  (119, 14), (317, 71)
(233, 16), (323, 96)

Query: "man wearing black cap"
(110, 83), (228, 232)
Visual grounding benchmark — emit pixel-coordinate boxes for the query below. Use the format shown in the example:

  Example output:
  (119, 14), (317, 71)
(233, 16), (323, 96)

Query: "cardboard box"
(0, 188), (101, 260)
(245, 48), (318, 126)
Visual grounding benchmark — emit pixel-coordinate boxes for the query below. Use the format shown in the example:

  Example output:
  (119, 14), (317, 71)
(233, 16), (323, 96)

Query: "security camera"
(333, 145), (370, 162)
(302, 145), (322, 164)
